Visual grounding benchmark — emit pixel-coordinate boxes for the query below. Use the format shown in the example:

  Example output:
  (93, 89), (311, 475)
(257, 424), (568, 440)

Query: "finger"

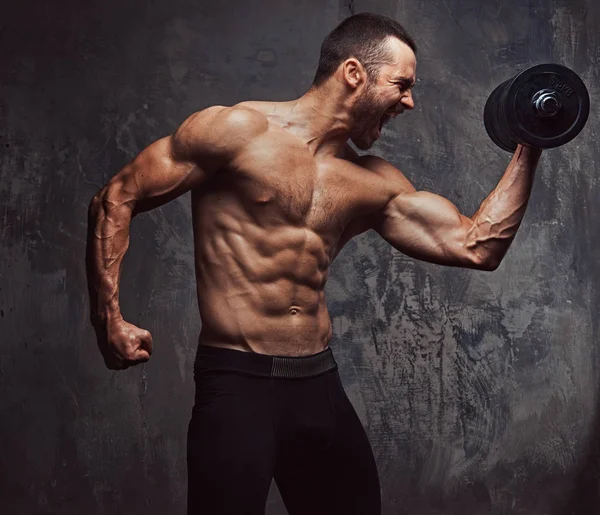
(139, 330), (153, 355)
(122, 349), (150, 367)
(135, 349), (151, 363)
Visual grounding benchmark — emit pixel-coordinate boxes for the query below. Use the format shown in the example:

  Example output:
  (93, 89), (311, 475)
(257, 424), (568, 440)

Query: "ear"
(341, 58), (367, 89)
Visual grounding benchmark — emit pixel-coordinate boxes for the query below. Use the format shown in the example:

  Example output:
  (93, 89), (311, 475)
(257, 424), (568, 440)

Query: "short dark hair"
(312, 13), (417, 87)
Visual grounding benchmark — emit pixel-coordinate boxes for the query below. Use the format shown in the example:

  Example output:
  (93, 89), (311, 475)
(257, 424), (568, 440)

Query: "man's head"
(312, 13), (417, 150)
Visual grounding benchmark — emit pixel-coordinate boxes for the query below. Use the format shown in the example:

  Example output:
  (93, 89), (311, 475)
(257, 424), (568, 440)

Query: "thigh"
(187, 372), (276, 515)
(274, 371), (381, 515)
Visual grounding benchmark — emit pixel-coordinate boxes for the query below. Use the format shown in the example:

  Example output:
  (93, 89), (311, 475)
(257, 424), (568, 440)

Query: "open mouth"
(375, 108), (403, 137)
(379, 111), (397, 131)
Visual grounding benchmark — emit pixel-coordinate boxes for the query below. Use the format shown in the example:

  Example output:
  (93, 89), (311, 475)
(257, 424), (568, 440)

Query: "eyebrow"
(393, 77), (416, 88)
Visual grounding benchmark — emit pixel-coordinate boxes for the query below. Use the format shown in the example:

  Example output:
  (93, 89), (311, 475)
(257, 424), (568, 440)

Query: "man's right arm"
(86, 105), (266, 368)
(366, 145), (542, 271)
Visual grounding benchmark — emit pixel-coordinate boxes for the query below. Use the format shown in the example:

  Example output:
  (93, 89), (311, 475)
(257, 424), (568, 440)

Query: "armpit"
(341, 144), (361, 162)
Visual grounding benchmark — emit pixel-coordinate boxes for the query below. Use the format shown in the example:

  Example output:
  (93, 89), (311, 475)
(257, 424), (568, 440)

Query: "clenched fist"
(93, 317), (153, 370)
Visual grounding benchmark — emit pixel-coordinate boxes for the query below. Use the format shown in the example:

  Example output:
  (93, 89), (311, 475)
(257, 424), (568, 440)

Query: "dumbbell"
(484, 64), (590, 151)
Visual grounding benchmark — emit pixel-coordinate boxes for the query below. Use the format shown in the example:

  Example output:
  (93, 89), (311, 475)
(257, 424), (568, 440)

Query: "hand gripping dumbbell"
(484, 64), (590, 151)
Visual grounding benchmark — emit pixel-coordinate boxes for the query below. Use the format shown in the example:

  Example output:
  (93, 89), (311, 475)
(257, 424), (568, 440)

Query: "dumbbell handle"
(532, 89), (561, 117)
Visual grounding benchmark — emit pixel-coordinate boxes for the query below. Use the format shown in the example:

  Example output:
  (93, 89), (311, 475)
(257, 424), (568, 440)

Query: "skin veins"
(87, 36), (541, 361)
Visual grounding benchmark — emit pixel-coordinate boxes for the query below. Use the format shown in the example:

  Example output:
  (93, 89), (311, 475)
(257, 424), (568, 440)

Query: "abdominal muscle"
(192, 198), (335, 357)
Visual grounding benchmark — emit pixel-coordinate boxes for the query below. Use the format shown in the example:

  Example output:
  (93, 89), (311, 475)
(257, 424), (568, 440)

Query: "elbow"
(88, 187), (115, 222)
(474, 255), (501, 272)
(88, 180), (135, 218)
(478, 259), (501, 272)
(89, 190), (103, 203)
(468, 250), (502, 272)
(89, 182), (113, 208)
(88, 190), (105, 219)
(463, 236), (504, 271)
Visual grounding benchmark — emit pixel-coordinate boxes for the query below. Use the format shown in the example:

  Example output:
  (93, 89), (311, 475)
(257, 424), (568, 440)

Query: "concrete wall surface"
(1, 0), (599, 513)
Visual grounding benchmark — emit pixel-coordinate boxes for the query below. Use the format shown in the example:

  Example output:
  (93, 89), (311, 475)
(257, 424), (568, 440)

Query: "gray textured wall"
(1, 0), (598, 513)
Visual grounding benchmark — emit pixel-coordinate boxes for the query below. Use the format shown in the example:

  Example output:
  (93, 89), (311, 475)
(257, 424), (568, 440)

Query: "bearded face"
(349, 78), (393, 150)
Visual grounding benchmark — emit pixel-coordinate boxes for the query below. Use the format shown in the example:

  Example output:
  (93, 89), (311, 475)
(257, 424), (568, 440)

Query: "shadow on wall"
(561, 395), (600, 514)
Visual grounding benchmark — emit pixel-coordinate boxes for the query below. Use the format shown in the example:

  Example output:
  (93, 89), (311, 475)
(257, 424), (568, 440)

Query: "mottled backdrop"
(1, 0), (599, 513)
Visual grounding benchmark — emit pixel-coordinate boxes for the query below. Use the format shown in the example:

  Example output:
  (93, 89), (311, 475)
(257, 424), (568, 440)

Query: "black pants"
(187, 345), (381, 515)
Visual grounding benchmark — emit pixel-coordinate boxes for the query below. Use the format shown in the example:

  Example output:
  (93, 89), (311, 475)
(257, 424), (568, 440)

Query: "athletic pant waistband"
(194, 344), (338, 379)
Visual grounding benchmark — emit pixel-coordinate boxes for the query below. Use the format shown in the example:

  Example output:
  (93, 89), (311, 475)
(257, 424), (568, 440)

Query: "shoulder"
(356, 154), (416, 196)
(172, 105), (269, 159)
(341, 147), (412, 188)
(217, 104), (270, 133)
(338, 154), (417, 241)
(175, 105), (268, 141)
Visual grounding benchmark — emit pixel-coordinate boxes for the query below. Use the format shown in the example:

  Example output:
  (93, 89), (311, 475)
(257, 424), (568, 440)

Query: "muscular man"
(86, 13), (541, 515)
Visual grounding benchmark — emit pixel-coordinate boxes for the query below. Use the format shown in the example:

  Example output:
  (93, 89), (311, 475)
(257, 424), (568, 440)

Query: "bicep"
(106, 105), (251, 214)
(119, 135), (208, 214)
(375, 191), (484, 268)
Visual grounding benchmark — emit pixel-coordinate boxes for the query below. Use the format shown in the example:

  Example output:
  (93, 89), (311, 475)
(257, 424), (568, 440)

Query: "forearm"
(467, 145), (542, 267)
(86, 182), (135, 326)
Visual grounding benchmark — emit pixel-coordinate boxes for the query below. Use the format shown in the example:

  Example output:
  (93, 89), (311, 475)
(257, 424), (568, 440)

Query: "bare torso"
(193, 101), (398, 356)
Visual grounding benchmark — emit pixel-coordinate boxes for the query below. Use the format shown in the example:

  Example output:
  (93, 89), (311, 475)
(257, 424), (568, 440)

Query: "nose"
(402, 91), (415, 110)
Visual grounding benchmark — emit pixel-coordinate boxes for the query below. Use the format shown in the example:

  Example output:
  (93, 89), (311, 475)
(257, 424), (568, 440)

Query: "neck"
(282, 82), (356, 156)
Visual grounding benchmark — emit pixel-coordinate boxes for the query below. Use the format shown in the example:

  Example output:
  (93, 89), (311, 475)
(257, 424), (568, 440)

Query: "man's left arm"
(369, 145), (542, 271)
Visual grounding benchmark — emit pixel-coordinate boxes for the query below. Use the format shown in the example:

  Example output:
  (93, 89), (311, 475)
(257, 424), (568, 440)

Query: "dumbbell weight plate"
(484, 79), (517, 152)
(504, 64), (590, 149)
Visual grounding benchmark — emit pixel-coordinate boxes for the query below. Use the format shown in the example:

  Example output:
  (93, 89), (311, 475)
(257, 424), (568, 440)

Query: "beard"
(349, 82), (390, 150)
